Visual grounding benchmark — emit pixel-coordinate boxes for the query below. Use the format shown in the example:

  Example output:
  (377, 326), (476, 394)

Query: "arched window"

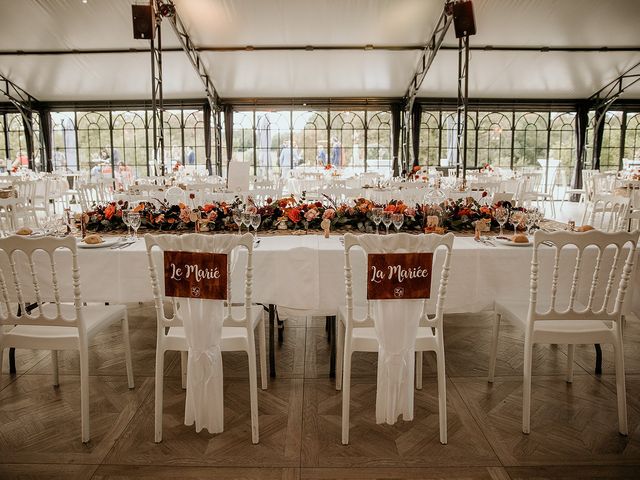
(366, 111), (391, 172)
(112, 111), (147, 176)
(441, 112), (476, 169)
(418, 111), (440, 166)
(76, 111), (111, 172)
(183, 110), (205, 169)
(477, 112), (512, 167)
(513, 112), (548, 170)
(595, 111), (623, 171)
(231, 111), (254, 172)
(625, 112), (640, 162)
(51, 112), (78, 170)
(163, 111), (183, 170)
(330, 111), (365, 172)
(292, 110), (328, 169)
(548, 112), (575, 183)
(6, 113), (28, 164)
(0, 114), (7, 162)
(256, 111), (290, 178)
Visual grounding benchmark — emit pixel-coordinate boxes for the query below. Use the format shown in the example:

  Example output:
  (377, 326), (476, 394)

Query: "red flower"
(287, 208), (301, 223)
(203, 203), (215, 213)
(314, 201), (322, 208)
(266, 197), (273, 205)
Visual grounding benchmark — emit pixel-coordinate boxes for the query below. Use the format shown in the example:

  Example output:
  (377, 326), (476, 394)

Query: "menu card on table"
(367, 253), (433, 300)
(164, 251), (227, 300)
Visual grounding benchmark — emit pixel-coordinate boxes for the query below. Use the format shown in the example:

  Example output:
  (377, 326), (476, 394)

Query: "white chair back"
(529, 230), (639, 326)
(78, 183), (104, 211)
(164, 186), (186, 205)
(0, 235), (82, 329)
(586, 195), (630, 232)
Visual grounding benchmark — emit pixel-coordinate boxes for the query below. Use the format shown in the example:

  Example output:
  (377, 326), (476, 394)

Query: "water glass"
(128, 212), (141, 240)
(371, 207), (383, 234)
(241, 211), (252, 233)
(391, 213), (404, 232)
(122, 209), (132, 240)
(250, 213), (261, 239)
(494, 206), (508, 237)
(381, 211), (393, 235)
(232, 209), (242, 233)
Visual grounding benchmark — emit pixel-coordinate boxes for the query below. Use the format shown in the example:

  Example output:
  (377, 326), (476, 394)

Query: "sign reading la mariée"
(367, 252), (433, 300)
(164, 251), (227, 300)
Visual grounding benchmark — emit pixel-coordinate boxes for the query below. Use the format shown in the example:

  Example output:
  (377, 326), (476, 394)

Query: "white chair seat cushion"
(3, 303), (125, 348)
(495, 298), (613, 344)
(163, 305), (263, 352)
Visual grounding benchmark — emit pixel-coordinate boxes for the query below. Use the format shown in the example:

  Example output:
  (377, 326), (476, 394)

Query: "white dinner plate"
(496, 237), (531, 247)
(77, 238), (119, 249)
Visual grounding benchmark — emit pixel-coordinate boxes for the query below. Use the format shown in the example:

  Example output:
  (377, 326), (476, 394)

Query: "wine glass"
(525, 208), (538, 235)
(392, 213), (404, 232)
(128, 212), (141, 240)
(250, 213), (261, 239)
(381, 211), (393, 235)
(241, 211), (252, 233)
(232, 209), (243, 234)
(494, 206), (508, 238)
(122, 209), (132, 240)
(509, 210), (522, 236)
(371, 207), (383, 234)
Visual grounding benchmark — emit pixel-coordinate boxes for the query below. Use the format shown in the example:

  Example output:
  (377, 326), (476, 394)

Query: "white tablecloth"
(4, 235), (637, 318)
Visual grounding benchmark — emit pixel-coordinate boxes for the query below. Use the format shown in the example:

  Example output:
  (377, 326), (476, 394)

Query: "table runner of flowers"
(83, 194), (531, 234)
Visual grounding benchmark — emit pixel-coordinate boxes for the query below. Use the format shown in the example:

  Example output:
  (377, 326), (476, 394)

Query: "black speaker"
(452, 1), (476, 38)
(132, 5), (153, 40)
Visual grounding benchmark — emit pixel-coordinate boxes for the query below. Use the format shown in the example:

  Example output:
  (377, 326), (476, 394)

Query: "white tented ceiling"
(0, 0), (639, 102)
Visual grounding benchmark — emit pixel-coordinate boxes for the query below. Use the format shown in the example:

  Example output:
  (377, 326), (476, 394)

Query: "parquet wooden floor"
(1, 303), (640, 479)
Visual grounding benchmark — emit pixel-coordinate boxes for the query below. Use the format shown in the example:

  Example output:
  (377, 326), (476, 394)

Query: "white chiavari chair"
(581, 194), (630, 232)
(0, 235), (134, 442)
(488, 230), (639, 434)
(336, 232), (454, 445)
(145, 233), (267, 444)
(164, 186), (186, 205)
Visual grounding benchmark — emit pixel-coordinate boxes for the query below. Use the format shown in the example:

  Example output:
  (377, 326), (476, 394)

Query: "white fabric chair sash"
(346, 233), (453, 425)
(145, 233), (252, 434)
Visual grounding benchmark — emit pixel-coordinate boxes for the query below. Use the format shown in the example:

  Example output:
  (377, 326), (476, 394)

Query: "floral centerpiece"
(81, 193), (529, 235)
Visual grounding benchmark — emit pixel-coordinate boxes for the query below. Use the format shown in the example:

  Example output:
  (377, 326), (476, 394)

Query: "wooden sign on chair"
(164, 251), (228, 300)
(367, 253), (433, 300)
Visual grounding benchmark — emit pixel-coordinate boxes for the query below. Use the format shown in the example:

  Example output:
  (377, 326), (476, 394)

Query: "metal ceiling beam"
(0, 75), (40, 169)
(2, 45), (639, 56)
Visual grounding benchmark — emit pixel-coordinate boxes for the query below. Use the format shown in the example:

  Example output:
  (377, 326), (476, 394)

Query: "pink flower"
(304, 209), (318, 222)
(323, 208), (336, 220)
(404, 207), (416, 218)
(207, 211), (218, 222)
(179, 208), (191, 223)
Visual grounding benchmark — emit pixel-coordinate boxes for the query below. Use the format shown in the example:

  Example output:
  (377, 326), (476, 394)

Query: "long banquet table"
(4, 234), (640, 377)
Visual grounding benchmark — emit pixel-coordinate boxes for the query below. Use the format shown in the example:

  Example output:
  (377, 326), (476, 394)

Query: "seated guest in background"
(317, 145), (327, 166)
(116, 161), (133, 190)
(186, 146), (196, 165)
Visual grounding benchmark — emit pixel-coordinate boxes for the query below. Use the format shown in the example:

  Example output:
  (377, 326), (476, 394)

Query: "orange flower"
(203, 203), (214, 213)
(104, 204), (116, 220)
(480, 206), (492, 216)
(133, 203), (144, 213)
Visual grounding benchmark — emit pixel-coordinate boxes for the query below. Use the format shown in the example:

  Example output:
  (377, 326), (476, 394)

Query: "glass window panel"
(419, 112), (440, 166)
(292, 110), (328, 171)
(330, 111), (365, 173)
(366, 111), (391, 172)
(477, 112), (512, 168)
(513, 112), (548, 170)
(76, 111), (111, 176)
(625, 112), (640, 163)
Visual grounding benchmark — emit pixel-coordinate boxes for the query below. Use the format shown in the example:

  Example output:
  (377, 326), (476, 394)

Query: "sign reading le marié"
(164, 251), (227, 300)
(367, 252), (433, 300)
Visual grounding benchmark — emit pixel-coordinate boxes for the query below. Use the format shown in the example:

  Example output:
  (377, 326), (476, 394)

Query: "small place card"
(164, 251), (227, 300)
(367, 252), (433, 300)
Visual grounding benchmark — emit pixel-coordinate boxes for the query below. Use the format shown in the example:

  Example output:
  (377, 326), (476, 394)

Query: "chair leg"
(436, 343), (447, 445)
(335, 317), (344, 391)
(613, 338), (628, 435)
(566, 344), (574, 384)
(154, 348), (165, 443)
(488, 313), (501, 383)
(341, 350), (352, 445)
(258, 316), (267, 390)
(79, 343), (90, 443)
(181, 351), (188, 389)
(522, 336), (533, 434)
(247, 347), (260, 444)
(121, 314), (135, 389)
(415, 351), (423, 390)
(51, 350), (59, 387)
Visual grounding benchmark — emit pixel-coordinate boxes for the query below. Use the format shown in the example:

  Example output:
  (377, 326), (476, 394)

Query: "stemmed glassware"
(381, 211), (393, 235)
(494, 206), (508, 238)
(391, 213), (404, 233)
(232, 209), (243, 234)
(371, 207), (383, 234)
(250, 213), (261, 240)
(509, 210), (522, 236)
(128, 212), (141, 240)
(241, 211), (252, 234)
(122, 209), (132, 240)
(525, 208), (538, 236)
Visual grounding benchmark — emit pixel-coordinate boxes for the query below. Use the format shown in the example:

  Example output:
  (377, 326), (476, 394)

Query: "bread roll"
(512, 233), (529, 244)
(83, 234), (103, 245)
(577, 225), (594, 232)
(15, 227), (32, 235)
